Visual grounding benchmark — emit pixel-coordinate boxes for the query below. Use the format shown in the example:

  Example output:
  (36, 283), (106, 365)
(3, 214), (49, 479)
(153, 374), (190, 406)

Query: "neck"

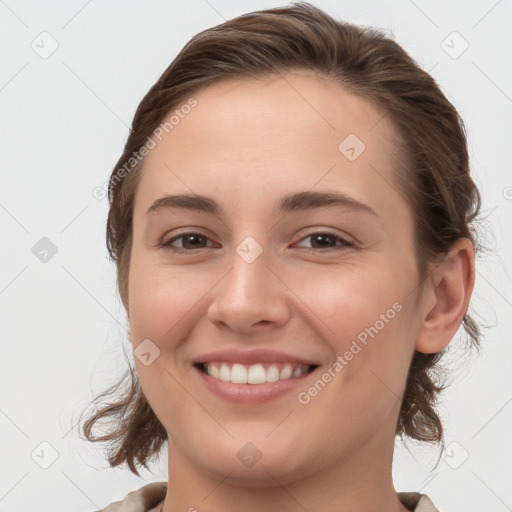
(161, 426), (410, 512)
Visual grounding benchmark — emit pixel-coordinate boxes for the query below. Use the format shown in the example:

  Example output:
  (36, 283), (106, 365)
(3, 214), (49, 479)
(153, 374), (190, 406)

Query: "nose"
(206, 248), (290, 334)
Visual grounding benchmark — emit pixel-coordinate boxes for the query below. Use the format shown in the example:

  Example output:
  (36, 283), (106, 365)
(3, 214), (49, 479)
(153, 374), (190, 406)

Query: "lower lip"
(194, 365), (317, 404)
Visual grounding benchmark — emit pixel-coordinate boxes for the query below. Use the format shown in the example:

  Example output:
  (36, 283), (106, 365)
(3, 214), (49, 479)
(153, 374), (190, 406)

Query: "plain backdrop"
(1, 1), (511, 511)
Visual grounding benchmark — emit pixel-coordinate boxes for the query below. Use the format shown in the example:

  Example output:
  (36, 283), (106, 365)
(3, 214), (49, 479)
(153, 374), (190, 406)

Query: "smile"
(196, 361), (317, 384)
(194, 361), (319, 404)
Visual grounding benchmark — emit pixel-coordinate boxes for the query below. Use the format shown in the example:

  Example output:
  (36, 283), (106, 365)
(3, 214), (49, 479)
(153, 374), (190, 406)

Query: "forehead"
(133, 71), (405, 220)
(171, 72), (396, 157)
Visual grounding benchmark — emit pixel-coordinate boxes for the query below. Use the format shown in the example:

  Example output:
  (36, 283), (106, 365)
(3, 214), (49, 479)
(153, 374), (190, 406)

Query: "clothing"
(96, 482), (166, 512)
(95, 482), (440, 511)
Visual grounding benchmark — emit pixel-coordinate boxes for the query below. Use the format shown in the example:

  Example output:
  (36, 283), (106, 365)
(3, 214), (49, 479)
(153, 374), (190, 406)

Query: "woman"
(82, 3), (482, 511)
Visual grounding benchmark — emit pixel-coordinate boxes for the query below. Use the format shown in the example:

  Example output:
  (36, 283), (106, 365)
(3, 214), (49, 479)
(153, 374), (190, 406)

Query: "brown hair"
(80, 1), (483, 476)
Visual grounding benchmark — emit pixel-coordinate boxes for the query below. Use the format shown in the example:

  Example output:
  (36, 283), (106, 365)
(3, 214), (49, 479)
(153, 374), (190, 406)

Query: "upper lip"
(194, 348), (319, 366)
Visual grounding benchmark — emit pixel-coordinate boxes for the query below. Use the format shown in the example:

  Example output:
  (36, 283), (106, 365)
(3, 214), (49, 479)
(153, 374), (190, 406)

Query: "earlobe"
(415, 238), (475, 354)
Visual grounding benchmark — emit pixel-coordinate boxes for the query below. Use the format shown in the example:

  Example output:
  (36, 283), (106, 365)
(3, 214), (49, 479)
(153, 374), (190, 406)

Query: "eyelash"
(161, 231), (353, 254)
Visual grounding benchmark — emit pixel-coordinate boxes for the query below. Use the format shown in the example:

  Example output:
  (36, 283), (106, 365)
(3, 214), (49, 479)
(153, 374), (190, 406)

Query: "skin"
(127, 71), (475, 512)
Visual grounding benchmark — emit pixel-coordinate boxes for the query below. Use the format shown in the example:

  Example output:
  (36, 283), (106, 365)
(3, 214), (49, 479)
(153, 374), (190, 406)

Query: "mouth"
(193, 360), (320, 404)
(194, 361), (319, 384)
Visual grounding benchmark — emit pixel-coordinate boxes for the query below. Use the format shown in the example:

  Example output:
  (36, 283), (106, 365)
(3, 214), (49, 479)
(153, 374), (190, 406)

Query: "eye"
(161, 231), (353, 254)
(294, 232), (353, 251)
(161, 232), (215, 253)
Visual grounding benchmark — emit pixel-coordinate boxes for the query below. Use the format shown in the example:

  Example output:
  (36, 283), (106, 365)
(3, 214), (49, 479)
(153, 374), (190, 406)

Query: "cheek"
(300, 266), (414, 416)
(300, 261), (406, 346)
(127, 263), (199, 427)
(297, 315), (413, 445)
(128, 262), (203, 344)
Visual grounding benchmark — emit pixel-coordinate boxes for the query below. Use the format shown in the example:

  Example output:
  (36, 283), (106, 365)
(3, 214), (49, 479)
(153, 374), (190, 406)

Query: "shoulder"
(398, 491), (440, 512)
(94, 484), (439, 512)
(94, 482), (167, 512)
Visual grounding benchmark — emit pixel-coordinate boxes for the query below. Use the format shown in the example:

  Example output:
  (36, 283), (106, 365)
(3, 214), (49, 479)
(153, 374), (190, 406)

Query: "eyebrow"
(146, 191), (378, 218)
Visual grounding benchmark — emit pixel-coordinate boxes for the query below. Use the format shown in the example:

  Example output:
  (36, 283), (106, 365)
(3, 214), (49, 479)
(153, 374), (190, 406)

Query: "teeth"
(279, 364), (293, 380)
(231, 363), (247, 384)
(292, 366), (303, 378)
(209, 365), (219, 379)
(247, 364), (266, 384)
(203, 362), (312, 384)
(218, 364), (231, 382)
(266, 364), (280, 382)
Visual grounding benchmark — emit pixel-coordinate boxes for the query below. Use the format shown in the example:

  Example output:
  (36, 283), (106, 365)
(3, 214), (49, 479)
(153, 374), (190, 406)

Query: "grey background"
(0, 1), (511, 511)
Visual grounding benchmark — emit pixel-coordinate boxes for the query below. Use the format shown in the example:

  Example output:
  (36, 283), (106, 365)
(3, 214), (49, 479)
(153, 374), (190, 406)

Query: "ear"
(415, 238), (475, 354)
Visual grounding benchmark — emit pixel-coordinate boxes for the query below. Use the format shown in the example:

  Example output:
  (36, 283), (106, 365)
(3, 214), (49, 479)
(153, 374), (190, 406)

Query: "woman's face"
(128, 71), (424, 484)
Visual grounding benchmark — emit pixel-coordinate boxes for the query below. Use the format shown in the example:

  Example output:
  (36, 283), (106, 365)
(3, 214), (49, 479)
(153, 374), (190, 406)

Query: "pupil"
(313, 234), (335, 248)
(185, 234), (204, 248)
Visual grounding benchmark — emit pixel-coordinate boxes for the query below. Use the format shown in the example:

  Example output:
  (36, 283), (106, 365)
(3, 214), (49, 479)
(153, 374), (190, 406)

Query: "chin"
(192, 435), (314, 487)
